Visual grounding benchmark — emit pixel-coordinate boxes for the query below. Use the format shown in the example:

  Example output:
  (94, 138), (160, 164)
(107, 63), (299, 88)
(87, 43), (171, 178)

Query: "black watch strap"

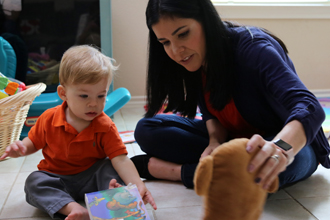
(273, 139), (292, 151)
(273, 139), (295, 165)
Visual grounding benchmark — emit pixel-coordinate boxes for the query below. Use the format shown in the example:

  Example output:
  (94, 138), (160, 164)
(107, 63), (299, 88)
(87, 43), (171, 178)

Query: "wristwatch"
(273, 139), (295, 165)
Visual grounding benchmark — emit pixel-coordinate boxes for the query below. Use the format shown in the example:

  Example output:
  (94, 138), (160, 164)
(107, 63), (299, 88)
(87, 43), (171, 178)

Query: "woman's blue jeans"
(134, 114), (319, 188)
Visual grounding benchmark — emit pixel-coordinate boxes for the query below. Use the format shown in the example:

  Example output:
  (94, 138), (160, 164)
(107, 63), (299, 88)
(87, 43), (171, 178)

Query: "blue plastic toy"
(0, 37), (16, 79)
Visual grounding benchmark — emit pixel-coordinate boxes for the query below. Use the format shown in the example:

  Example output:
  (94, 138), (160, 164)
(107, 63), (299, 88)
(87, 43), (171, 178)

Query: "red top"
(202, 75), (264, 138)
(29, 101), (127, 175)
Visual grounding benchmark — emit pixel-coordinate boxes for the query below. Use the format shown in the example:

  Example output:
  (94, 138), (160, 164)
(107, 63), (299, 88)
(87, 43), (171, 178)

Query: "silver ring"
(270, 154), (280, 162)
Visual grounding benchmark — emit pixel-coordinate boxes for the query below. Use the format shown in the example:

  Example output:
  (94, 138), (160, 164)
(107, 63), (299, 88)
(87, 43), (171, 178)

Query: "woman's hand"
(200, 142), (220, 160)
(246, 134), (288, 190)
(203, 119), (228, 160)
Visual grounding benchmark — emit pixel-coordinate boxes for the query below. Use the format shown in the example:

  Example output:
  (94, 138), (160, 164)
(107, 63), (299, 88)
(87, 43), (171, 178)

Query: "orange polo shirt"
(28, 102), (127, 175)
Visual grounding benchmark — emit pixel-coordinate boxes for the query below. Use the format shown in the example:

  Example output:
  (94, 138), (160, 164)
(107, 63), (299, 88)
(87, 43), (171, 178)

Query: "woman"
(131, 0), (330, 189)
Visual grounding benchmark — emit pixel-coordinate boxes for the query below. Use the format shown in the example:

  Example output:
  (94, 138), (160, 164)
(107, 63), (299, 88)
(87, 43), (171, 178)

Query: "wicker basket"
(0, 83), (46, 156)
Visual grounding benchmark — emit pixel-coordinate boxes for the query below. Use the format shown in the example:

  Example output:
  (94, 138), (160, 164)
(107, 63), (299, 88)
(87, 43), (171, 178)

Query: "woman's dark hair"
(145, 0), (288, 118)
(145, 0), (234, 118)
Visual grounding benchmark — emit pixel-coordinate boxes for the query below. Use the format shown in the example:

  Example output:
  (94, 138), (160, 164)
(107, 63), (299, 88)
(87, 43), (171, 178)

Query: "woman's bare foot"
(109, 179), (123, 189)
(59, 202), (89, 220)
(148, 157), (182, 181)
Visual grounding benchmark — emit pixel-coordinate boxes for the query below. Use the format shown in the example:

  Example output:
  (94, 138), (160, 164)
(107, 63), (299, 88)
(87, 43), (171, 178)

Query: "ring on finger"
(270, 154), (280, 163)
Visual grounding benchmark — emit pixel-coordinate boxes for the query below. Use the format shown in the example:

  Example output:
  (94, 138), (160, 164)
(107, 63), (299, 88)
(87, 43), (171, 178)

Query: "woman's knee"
(134, 118), (147, 141)
(279, 145), (318, 187)
(134, 117), (159, 152)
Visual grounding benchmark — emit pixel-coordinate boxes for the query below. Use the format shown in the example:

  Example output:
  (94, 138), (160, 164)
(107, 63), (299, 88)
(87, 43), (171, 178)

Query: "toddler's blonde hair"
(59, 45), (117, 86)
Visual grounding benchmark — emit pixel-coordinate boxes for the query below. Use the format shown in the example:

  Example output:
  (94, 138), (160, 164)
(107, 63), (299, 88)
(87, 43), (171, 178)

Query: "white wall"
(112, 0), (149, 97)
(112, 1), (330, 98)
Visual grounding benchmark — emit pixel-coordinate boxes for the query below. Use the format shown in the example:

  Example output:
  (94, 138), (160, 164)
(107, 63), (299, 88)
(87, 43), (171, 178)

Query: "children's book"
(85, 183), (151, 220)
(318, 97), (330, 139)
(119, 130), (136, 144)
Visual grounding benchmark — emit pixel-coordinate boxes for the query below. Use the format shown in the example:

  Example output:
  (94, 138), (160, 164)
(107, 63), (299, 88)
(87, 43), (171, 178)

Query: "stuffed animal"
(194, 138), (279, 220)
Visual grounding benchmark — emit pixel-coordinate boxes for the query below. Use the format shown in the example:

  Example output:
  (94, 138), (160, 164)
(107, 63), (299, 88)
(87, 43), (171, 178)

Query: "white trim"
(214, 4), (330, 19)
(122, 96), (146, 108)
(124, 90), (330, 109)
(311, 89), (330, 97)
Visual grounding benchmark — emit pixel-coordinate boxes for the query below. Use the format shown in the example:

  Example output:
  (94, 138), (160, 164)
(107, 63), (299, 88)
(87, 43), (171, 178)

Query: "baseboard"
(311, 89), (330, 98)
(123, 90), (330, 109)
(122, 96), (146, 108)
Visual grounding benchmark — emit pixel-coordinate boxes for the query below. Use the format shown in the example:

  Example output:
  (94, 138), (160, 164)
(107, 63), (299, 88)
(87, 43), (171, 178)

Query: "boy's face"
(58, 79), (110, 124)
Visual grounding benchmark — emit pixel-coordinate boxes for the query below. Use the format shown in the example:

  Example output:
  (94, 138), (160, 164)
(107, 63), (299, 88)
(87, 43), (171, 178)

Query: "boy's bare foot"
(148, 157), (182, 181)
(59, 202), (89, 220)
(109, 179), (123, 189)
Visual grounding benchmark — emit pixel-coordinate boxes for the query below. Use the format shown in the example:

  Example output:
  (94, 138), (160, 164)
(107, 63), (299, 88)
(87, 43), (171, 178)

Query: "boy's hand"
(108, 179), (123, 189)
(109, 179), (157, 210)
(0, 141), (27, 160)
(137, 184), (157, 210)
(110, 155), (157, 210)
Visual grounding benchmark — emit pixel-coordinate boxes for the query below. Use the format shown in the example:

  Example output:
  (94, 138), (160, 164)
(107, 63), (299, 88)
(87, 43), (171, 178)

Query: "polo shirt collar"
(53, 101), (68, 128)
(52, 101), (111, 136)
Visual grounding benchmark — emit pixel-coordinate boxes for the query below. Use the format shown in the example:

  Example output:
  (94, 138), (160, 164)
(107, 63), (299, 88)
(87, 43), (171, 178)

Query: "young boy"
(0, 45), (157, 220)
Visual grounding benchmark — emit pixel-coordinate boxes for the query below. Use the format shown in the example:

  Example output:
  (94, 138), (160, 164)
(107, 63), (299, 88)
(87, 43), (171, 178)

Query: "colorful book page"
(85, 184), (151, 220)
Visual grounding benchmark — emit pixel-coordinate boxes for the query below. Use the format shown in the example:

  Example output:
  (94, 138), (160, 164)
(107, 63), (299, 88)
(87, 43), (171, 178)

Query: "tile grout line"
(0, 156), (27, 218)
(284, 189), (319, 220)
(118, 110), (138, 156)
(118, 109), (128, 132)
(117, 110), (135, 156)
(121, 107), (155, 219)
(151, 208), (158, 220)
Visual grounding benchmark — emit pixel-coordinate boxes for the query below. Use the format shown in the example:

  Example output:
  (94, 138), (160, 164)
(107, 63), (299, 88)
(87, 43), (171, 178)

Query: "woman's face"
(152, 16), (206, 72)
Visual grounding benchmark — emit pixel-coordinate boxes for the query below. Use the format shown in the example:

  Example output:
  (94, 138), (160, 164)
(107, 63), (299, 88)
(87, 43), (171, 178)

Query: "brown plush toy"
(194, 138), (279, 220)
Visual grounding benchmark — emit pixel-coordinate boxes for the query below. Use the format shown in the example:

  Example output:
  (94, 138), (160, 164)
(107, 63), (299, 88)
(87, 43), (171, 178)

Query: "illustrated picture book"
(85, 183), (151, 220)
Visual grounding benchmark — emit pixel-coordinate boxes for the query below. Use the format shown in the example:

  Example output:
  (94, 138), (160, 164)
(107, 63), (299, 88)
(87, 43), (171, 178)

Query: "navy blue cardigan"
(199, 26), (330, 168)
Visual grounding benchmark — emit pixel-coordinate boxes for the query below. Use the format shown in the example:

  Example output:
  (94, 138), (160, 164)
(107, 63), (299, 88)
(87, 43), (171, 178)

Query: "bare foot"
(59, 202), (89, 220)
(108, 179), (123, 189)
(148, 157), (182, 181)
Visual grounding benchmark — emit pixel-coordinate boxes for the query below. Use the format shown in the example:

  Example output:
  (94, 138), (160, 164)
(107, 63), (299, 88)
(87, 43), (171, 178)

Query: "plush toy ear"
(266, 177), (279, 193)
(194, 155), (213, 196)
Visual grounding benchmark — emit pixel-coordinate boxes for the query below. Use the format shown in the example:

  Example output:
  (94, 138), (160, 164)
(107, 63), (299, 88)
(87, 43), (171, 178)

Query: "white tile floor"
(1, 106), (330, 220)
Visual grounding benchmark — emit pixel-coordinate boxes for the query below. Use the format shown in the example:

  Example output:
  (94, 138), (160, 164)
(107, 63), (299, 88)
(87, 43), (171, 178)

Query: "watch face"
(274, 139), (292, 151)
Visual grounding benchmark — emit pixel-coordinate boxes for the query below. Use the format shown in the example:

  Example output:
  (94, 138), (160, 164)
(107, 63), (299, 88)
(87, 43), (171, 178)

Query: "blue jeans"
(134, 114), (319, 188)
